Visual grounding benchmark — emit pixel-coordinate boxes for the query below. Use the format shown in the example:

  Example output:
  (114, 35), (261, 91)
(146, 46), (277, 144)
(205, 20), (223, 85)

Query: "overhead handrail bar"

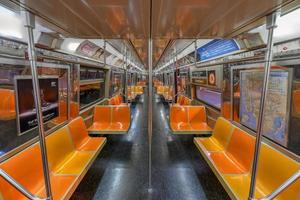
(259, 170), (300, 200)
(0, 169), (48, 200)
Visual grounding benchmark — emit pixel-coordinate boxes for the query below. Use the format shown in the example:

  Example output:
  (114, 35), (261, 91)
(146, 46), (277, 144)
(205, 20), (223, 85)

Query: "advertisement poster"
(208, 70), (216, 86)
(197, 39), (240, 61)
(15, 77), (59, 135)
(239, 70), (290, 146)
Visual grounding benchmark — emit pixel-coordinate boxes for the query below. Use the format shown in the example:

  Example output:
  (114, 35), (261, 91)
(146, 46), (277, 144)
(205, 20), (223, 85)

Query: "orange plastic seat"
(183, 97), (191, 105)
(46, 127), (94, 175)
(0, 89), (16, 120)
(157, 86), (164, 95)
(109, 106), (130, 131)
(195, 117), (233, 152)
(88, 106), (111, 132)
(68, 117), (106, 151)
(188, 106), (211, 132)
(224, 144), (300, 200)
(292, 89), (300, 116)
(209, 128), (255, 174)
(169, 106), (191, 131)
(0, 144), (76, 200)
(170, 105), (211, 134)
(88, 105), (131, 134)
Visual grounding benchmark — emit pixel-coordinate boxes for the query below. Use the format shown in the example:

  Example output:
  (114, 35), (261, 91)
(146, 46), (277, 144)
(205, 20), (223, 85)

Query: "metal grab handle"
(0, 169), (49, 200)
(251, 170), (300, 200)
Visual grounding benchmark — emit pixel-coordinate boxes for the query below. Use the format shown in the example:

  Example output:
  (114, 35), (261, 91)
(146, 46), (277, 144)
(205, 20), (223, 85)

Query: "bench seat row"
(109, 94), (127, 106)
(88, 105), (131, 134)
(194, 117), (300, 200)
(128, 86), (144, 101)
(0, 117), (106, 200)
(169, 105), (212, 134)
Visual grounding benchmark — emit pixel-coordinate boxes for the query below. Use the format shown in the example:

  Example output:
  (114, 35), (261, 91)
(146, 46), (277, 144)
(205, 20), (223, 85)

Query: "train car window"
(195, 86), (221, 109)
(177, 70), (189, 96)
(79, 66), (105, 109)
(110, 69), (124, 96)
(0, 60), (70, 157)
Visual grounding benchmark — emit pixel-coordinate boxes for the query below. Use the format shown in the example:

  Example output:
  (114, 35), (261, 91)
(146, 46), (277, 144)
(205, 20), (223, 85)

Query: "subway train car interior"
(0, 0), (299, 200)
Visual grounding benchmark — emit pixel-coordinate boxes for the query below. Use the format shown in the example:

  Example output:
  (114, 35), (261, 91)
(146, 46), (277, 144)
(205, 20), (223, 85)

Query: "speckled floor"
(71, 90), (229, 200)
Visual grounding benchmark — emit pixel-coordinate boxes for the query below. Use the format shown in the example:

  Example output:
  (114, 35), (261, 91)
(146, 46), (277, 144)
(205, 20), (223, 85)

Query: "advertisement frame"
(14, 75), (60, 136)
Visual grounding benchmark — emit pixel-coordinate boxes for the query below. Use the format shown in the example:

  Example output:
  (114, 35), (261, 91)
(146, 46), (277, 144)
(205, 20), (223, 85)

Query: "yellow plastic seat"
(0, 144), (76, 200)
(68, 117), (106, 151)
(195, 117), (233, 152)
(224, 144), (300, 200)
(209, 128), (255, 174)
(46, 127), (94, 175)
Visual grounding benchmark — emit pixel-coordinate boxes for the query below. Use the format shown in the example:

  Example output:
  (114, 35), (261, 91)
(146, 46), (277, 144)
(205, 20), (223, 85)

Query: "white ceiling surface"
(1, 5), (300, 71)
(0, 5), (144, 71)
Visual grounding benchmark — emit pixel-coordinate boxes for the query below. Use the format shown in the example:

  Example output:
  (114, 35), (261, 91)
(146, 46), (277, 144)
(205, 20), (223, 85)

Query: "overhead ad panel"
(197, 39), (240, 61)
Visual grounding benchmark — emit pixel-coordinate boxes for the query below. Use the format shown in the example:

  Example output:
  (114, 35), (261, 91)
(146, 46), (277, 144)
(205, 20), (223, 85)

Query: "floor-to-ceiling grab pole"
(248, 12), (278, 200)
(148, 39), (153, 190)
(23, 11), (52, 200)
(125, 49), (128, 103)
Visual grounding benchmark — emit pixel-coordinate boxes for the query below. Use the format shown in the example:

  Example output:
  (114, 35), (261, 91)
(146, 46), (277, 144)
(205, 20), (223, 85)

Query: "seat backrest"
(188, 106), (206, 125)
(256, 144), (300, 200)
(183, 97), (191, 105)
(170, 106), (188, 124)
(222, 102), (231, 120)
(117, 95), (123, 104)
(46, 127), (75, 172)
(111, 106), (130, 124)
(70, 101), (79, 118)
(226, 128), (255, 172)
(212, 117), (233, 149)
(157, 86), (163, 93)
(292, 89), (300, 115)
(177, 95), (184, 105)
(68, 117), (89, 150)
(0, 144), (45, 200)
(59, 100), (67, 118)
(0, 89), (15, 113)
(114, 96), (121, 105)
(94, 106), (111, 124)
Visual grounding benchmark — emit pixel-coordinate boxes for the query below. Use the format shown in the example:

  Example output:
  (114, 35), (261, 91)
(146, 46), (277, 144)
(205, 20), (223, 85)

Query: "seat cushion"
(190, 122), (212, 132)
(170, 122), (192, 131)
(53, 151), (94, 175)
(209, 152), (248, 174)
(195, 137), (224, 152)
(88, 122), (110, 132)
(109, 122), (130, 131)
(77, 137), (106, 151)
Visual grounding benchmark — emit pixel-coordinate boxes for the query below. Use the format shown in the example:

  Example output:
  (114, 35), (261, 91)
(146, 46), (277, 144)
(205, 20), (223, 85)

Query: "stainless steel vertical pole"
(104, 40), (107, 66)
(148, 39), (153, 190)
(23, 11), (52, 200)
(248, 12), (278, 200)
(125, 49), (128, 102)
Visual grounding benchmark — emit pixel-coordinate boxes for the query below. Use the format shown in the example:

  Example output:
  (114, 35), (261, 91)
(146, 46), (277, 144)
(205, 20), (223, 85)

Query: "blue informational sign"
(197, 39), (240, 61)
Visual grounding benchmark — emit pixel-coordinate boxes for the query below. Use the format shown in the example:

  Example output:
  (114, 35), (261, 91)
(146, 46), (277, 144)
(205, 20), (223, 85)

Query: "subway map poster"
(239, 70), (290, 146)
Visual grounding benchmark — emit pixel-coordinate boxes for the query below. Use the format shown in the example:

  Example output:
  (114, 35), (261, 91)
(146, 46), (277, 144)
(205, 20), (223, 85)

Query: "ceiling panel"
(6, 0), (296, 68)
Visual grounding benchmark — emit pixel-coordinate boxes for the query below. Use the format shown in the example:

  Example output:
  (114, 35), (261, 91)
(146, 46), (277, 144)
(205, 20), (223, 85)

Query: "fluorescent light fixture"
(0, 6), (23, 39)
(67, 42), (80, 51)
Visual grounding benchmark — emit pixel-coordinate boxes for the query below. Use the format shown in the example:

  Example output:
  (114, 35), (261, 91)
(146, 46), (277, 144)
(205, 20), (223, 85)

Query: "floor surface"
(71, 89), (229, 200)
